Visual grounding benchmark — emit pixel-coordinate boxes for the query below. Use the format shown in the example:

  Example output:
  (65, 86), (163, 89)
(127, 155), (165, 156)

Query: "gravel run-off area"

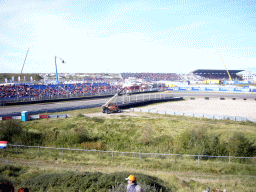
(138, 98), (256, 119)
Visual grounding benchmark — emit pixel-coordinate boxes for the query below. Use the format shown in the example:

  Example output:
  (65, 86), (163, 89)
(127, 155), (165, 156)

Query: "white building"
(243, 71), (256, 81)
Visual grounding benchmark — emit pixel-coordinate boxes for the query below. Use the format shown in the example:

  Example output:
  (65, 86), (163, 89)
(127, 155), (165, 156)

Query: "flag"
(4, 78), (7, 83)
(30, 76), (33, 81)
(18, 76), (20, 81)
(12, 76), (14, 81)
(0, 141), (7, 149)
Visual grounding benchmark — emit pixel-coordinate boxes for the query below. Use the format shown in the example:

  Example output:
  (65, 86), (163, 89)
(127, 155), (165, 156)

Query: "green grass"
(1, 107), (256, 191)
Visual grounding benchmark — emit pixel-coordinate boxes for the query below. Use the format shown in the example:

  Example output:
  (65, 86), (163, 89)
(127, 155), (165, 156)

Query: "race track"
(0, 92), (255, 117)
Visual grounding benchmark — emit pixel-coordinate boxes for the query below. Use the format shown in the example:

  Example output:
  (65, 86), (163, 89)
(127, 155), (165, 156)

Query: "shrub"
(0, 175), (15, 192)
(0, 120), (22, 143)
(0, 165), (22, 177)
(21, 172), (169, 191)
(228, 132), (256, 157)
(20, 131), (43, 146)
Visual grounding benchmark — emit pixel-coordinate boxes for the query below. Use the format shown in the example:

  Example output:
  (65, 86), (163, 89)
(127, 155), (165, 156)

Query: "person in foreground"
(126, 175), (143, 192)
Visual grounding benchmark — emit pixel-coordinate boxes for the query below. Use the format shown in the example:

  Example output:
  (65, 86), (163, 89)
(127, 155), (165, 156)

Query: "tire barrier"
(0, 114), (68, 121)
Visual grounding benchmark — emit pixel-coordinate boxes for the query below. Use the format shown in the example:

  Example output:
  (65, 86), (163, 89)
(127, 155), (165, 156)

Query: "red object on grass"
(40, 115), (49, 119)
(2, 116), (12, 121)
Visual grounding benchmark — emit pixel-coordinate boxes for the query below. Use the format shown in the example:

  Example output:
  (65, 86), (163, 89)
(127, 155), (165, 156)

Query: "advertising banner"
(191, 87), (200, 91)
(233, 88), (250, 92)
(178, 87), (187, 91)
(205, 88), (213, 91)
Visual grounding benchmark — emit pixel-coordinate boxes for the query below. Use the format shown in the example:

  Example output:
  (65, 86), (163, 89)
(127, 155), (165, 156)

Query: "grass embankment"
(1, 107), (256, 191)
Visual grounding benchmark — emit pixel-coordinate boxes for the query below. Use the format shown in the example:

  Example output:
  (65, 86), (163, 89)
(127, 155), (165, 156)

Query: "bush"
(0, 175), (15, 191)
(21, 172), (169, 191)
(228, 132), (256, 157)
(176, 129), (230, 158)
(0, 120), (22, 143)
(0, 165), (22, 177)
(20, 131), (43, 146)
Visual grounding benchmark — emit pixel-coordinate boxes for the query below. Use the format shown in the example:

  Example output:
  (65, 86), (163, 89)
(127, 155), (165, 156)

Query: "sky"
(0, 0), (256, 74)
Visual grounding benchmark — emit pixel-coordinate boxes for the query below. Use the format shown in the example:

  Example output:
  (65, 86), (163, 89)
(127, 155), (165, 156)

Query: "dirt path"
(83, 110), (141, 118)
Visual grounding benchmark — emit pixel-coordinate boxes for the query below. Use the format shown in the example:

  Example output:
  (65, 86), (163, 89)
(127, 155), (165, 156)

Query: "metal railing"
(131, 108), (256, 123)
(6, 144), (256, 166)
(0, 88), (164, 105)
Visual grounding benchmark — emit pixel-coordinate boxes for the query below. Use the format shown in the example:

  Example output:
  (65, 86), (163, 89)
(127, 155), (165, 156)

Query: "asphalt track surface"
(0, 92), (255, 117)
(0, 93), (170, 117)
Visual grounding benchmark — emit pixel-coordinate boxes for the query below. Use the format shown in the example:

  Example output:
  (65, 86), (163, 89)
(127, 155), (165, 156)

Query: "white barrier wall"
(167, 86), (251, 93)
(131, 108), (256, 123)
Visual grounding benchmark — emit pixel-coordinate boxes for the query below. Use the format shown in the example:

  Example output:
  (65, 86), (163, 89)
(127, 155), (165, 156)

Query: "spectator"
(18, 187), (29, 192)
(202, 187), (210, 192)
(126, 175), (143, 192)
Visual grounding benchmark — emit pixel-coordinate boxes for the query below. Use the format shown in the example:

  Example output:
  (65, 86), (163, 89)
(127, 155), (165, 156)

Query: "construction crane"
(212, 38), (232, 81)
(101, 88), (124, 114)
(21, 45), (33, 74)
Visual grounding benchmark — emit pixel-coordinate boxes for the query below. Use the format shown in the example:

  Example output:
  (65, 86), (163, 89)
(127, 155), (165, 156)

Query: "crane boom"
(212, 38), (232, 81)
(102, 88), (124, 107)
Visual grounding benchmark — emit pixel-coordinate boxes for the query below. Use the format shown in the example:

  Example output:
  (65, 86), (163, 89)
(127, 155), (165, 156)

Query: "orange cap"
(125, 175), (136, 181)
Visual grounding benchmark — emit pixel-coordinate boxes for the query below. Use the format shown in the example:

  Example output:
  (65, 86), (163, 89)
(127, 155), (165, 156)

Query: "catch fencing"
(113, 93), (177, 106)
(130, 108), (256, 123)
(5, 144), (256, 167)
(0, 88), (164, 105)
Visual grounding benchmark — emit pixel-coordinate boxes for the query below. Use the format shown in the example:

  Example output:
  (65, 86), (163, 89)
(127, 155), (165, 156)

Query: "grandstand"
(191, 69), (244, 80)
(121, 73), (180, 81)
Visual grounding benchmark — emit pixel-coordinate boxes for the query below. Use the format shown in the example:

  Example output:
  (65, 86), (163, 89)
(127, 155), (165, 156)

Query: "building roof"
(191, 69), (244, 74)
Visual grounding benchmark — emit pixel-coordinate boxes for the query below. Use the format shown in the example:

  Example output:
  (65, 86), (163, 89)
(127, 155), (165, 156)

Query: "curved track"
(0, 92), (255, 117)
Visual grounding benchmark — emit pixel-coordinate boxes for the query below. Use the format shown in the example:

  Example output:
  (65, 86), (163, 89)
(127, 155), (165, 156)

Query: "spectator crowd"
(0, 83), (121, 100)
(121, 72), (179, 81)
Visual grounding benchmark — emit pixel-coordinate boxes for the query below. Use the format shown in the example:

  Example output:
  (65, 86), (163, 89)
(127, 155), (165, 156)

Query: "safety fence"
(130, 108), (256, 123)
(114, 93), (176, 106)
(0, 90), (118, 105)
(0, 88), (162, 105)
(5, 144), (256, 167)
(0, 114), (69, 121)
(167, 86), (256, 93)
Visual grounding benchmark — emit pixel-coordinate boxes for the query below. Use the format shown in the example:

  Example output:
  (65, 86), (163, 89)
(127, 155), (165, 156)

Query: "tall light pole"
(55, 56), (66, 85)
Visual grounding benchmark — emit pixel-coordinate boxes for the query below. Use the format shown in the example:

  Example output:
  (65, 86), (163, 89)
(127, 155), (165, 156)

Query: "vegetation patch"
(21, 172), (169, 192)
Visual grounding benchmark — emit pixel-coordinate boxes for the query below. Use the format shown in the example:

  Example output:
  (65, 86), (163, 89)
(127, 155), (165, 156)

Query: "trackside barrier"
(0, 114), (69, 121)
(40, 115), (49, 119)
(58, 114), (67, 118)
(167, 86), (251, 93)
(48, 115), (58, 118)
(29, 115), (40, 120)
(7, 144), (256, 167)
(12, 116), (21, 120)
(130, 108), (256, 123)
(2, 117), (12, 121)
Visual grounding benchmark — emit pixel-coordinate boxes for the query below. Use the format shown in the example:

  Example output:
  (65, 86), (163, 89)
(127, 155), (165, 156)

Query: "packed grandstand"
(0, 70), (252, 102)
(121, 73), (180, 81)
